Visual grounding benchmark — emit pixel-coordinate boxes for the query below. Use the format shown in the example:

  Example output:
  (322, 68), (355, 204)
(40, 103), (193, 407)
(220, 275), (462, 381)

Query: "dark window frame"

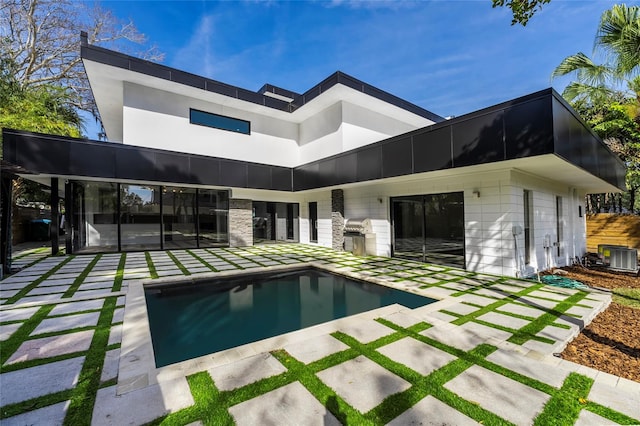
(189, 108), (251, 135)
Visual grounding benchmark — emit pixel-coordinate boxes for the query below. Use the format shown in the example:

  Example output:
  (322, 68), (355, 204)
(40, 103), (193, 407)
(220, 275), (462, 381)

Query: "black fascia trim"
(1, 128), (293, 191)
(80, 42), (444, 122)
(550, 90), (626, 168)
(2, 88), (625, 192)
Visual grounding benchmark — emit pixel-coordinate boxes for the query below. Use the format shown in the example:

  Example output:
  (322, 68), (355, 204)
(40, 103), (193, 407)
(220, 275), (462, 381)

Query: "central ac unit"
(609, 247), (639, 272)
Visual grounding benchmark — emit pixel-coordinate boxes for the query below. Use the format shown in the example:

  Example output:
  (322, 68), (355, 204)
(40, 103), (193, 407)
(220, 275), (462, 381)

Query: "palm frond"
(597, 4), (640, 75)
(552, 53), (612, 86)
(562, 81), (613, 105)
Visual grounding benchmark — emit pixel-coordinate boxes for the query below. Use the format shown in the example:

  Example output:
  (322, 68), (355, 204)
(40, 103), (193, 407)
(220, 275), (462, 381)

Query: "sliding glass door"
(391, 192), (465, 268)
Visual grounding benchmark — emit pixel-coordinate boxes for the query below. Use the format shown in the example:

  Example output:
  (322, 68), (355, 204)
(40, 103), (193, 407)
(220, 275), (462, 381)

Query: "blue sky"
(90, 0), (615, 137)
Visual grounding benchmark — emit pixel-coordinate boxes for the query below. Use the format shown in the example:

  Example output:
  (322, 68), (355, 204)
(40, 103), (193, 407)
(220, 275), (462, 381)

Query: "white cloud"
(173, 14), (218, 78)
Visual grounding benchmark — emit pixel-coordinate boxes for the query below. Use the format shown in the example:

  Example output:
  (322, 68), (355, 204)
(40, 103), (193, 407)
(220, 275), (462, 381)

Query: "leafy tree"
(0, 0), (162, 120)
(553, 4), (640, 214)
(492, 0), (551, 26)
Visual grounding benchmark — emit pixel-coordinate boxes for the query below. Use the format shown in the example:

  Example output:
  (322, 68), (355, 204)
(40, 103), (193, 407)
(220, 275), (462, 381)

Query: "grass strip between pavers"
(186, 249), (218, 272)
(4, 256), (75, 305)
(62, 254), (103, 298)
(508, 291), (589, 345)
(534, 373), (593, 426)
(0, 389), (74, 420)
(145, 252), (159, 279)
(0, 304), (55, 370)
(63, 296), (117, 426)
(585, 401), (640, 424)
(152, 312), (635, 425)
(204, 248), (244, 269)
(11, 246), (49, 260)
(111, 253), (126, 292)
(166, 251), (191, 276)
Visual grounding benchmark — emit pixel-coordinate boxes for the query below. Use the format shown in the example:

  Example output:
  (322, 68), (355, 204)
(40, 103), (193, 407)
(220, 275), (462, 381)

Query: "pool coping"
(117, 262), (452, 395)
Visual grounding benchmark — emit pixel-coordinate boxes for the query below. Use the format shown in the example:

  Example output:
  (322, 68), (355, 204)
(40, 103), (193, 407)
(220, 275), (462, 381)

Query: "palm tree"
(597, 4), (640, 75)
(553, 4), (640, 214)
(552, 4), (640, 105)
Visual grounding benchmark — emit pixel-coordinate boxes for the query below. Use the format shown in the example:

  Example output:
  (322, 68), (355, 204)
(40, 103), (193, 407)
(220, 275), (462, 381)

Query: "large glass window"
(163, 186), (197, 249)
(253, 202), (299, 244)
(120, 185), (161, 251)
(392, 192), (465, 268)
(72, 181), (118, 253)
(68, 182), (231, 252)
(190, 109), (250, 134)
(198, 189), (229, 247)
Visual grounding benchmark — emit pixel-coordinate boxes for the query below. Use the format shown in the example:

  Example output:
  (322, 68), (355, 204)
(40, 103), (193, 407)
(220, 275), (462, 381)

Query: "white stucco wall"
(291, 168), (587, 278)
(122, 83), (432, 167)
(122, 83), (301, 167)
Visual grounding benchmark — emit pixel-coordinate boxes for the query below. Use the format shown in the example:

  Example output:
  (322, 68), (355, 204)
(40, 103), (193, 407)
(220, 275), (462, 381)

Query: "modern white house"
(0, 33), (626, 277)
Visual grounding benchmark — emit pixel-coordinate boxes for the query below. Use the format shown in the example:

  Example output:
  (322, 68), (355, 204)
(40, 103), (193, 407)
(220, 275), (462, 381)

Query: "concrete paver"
(338, 319), (394, 344)
(574, 409), (618, 426)
(486, 349), (570, 388)
(387, 395), (480, 425)
(317, 355), (411, 413)
(421, 325), (486, 351)
(442, 303), (478, 316)
(457, 294), (496, 306)
(1, 244), (631, 425)
(496, 303), (546, 318)
(49, 299), (104, 316)
(32, 312), (100, 335)
(588, 380), (640, 419)
(208, 353), (287, 391)
(283, 334), (349, 364)
(229, 381), (340, 426)
(476, 311), (530, 330)
(0, 357), (85, 406)
(0, 306), (40, 322)
(6, 330), (94, 364)
(0, 322), (22, 341)
(444, 365), (550, 425)
(2, 400), (70, 426)
(92, 377), (194, 426)
(377, 337), (456, 376)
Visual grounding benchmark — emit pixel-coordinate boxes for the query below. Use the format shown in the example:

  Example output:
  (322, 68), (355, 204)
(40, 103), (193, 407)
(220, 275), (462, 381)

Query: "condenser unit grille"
(609, 247), (639, 272)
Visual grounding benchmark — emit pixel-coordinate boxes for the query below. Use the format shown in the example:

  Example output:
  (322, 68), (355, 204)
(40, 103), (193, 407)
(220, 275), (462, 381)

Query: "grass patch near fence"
(612, 288), (640, 309)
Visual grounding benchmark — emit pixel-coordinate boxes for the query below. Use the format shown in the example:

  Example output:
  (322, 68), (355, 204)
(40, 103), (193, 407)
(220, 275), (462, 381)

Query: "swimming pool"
(145, 268), (435, 367)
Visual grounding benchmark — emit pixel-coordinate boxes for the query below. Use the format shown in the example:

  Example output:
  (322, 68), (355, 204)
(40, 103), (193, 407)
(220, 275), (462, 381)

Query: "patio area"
(1, 244), (638, 425)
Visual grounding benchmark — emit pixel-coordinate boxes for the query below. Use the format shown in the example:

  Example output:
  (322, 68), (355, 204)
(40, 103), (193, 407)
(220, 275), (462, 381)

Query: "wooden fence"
(586, 213), (640, 254)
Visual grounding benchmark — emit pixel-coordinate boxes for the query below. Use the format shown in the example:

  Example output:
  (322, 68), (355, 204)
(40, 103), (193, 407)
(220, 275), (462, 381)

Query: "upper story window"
(189, 109), (250, 135)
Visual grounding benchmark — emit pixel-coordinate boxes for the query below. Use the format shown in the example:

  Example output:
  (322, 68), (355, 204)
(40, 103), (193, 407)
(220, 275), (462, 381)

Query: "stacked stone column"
(229, 199), (253, 247)
(331, 189), (344, 251)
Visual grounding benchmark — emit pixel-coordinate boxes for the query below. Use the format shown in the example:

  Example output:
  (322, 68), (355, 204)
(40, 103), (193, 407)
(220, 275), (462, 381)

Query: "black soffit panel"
(1, 89), (626, 191)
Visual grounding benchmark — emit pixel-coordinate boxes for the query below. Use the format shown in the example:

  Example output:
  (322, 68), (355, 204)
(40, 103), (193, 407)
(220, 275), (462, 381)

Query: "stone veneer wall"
(229, 199), (253, 247)
(331, 189), (344, 251)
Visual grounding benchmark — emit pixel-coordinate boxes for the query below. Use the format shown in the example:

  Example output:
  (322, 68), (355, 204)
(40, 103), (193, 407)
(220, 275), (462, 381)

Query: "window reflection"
(198, 189), (229, 246)
(392, 192), (465, 268)
(163, 186), (197, 249)
(120, 185), (161, 251)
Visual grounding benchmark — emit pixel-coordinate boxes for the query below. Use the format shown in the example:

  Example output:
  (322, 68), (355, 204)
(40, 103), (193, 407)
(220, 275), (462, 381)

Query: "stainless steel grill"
(343, 218), (375, 256)
(343, 218), (373, 235)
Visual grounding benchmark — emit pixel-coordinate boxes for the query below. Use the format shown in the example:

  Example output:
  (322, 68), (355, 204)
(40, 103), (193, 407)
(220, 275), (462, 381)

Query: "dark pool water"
(145, 268), (435, 367)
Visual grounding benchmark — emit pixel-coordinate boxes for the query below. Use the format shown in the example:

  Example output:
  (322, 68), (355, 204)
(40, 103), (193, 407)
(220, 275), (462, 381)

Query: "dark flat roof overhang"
(1, 89), (626, 193)
(80, 36), (444, 123)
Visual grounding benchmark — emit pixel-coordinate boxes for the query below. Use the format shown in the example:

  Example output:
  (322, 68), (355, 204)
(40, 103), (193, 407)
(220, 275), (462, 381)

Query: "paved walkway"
(0, 244), (638, 425)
